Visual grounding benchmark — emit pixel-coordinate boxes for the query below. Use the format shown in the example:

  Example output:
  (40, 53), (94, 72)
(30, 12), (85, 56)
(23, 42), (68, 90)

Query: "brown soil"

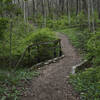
(21, 33), (81, 100)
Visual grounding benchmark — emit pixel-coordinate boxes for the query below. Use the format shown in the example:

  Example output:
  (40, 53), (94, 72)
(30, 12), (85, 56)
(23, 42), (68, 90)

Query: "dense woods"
(0, 0), (100, 100)
(10, 0), (99, 31)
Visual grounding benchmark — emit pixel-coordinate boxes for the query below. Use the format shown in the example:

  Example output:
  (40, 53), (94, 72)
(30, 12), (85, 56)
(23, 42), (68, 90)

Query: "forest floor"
(21, 33), (81, 100)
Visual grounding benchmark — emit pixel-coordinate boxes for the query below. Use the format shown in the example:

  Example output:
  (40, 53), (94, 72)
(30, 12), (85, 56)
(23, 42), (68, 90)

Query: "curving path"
(21, 33), (81, 100)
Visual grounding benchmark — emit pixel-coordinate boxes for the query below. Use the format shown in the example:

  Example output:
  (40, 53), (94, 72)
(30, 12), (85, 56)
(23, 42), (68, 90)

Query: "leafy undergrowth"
(0, 68), (39, 100)
(0, 22), (58, 67)
(70, 67), (100, 100)
(60, 28), (79, 47)
(61, 27), (100, 100)
(61, 27), (100, 66)
(18, 28), (58, 67)
(60, 27), (91, 54)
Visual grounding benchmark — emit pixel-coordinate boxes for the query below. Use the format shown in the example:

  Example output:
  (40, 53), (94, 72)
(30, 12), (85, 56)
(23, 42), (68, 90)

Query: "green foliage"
(0, 19), (34, 55)
(46, 12), (89, 30)
(87, 32), (100, 66)
(25, 28), (57, 63)
(60, 27), (79, 46)
(57, 16), (69, 29)
(75, 30), (91, 52)
(0, 0), (21, 17)
(27, 28), (56, 43)
(14, 6), (22, 16)
(62, 27), (100, 100)
(76, 11), (87, 27)
(47, 19), (57, 29)
(0, 0), (14, 15)
(93, 11), (99, 24)
(0, 24), (57, 67)
(32, 14), (43, 27)
(61, 28), (91, 53)
(70, 66), (100, 100)
(47, 16), (68, 30)
(0, 17), (8, 38)
(0, 18), (35, 68)
(62, 27), (100, 66)
(0, 68), (39, 100)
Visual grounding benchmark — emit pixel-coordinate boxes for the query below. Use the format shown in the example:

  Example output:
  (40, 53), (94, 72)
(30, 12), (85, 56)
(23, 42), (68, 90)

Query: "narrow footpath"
(21, 33), (81, 100)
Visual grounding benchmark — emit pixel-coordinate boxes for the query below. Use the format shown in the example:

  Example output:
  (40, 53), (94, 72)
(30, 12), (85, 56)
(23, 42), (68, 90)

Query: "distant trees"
(88, 0), (91, 31)
(67, 0), (70, 24)
(97, 0), (100, 19)
(0, 18), (8, 38)
(23, 0), (27, 23)
(0, 0), (21, 67)
(12, 0), (99, 30)
(1, 0), (99, 30)
(0, 0), (100, 68)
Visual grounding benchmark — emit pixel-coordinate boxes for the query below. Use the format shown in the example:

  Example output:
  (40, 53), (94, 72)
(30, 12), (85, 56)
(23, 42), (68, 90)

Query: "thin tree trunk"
(9, 21), (13, 67)
(32, 0), (35, 16)
(97, 0), (100, 19)
(88, 0), (91, 31)
(24, 0), (27, 23)
(76, 0), (79, 15)
(43, 0), (47, 27)
(68, 0), (71, 25)
(91, 0), (95, 32)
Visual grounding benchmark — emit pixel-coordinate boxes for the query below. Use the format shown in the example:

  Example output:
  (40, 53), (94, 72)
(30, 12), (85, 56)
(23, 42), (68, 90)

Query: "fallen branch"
(72, 57), (93, 74)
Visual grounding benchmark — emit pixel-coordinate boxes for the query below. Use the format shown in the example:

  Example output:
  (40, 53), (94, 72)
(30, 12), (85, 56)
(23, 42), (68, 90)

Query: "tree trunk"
(24, 0), (27, 23)
(68, 0), (71, 24)
(9, 21), (13, 67)
(91, 0), (95, 32)
(88, 0), (91, 31)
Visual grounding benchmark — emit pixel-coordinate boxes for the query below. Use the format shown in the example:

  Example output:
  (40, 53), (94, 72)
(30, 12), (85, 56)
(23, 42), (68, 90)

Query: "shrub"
(76, 11), (87, 27)
(47, 19), (57, 29)
(4, 20), (34, 55)
(47, 16), (68, 30)
(24, 28), (57, 64)
(0, 17), (8, 38)
(0, 19), (35, 67)
(87, 32), (100, 66)
(61, 27), (91, 53)
(76, 30), (91, 52)
(27, 28), (56, 43)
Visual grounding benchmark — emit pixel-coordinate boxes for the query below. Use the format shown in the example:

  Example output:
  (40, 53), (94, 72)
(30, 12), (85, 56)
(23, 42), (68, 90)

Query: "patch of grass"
(60, 27), (91, 51)
(60, 27), (79, 48)
(70, 67), (100, 100)
(0, 68), (39, 100)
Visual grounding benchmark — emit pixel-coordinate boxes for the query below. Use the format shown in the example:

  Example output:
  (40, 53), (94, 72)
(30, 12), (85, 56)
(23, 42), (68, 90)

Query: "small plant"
(76, 11), (87, 29)
(0, 17), (8, 38)
(0, 68), (39, 100)
(87, 32), (100, 66)
(70, 66), (100, 100)
(47, 16), (68, 30)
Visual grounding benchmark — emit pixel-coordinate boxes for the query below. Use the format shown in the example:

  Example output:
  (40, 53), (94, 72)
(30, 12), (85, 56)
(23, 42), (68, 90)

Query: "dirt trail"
(21, 33), (81, 100)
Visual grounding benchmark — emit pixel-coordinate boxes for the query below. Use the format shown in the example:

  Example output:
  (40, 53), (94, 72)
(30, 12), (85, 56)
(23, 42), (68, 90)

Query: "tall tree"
(88, 0), (91, 31)
(91, 0), (95, 32)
